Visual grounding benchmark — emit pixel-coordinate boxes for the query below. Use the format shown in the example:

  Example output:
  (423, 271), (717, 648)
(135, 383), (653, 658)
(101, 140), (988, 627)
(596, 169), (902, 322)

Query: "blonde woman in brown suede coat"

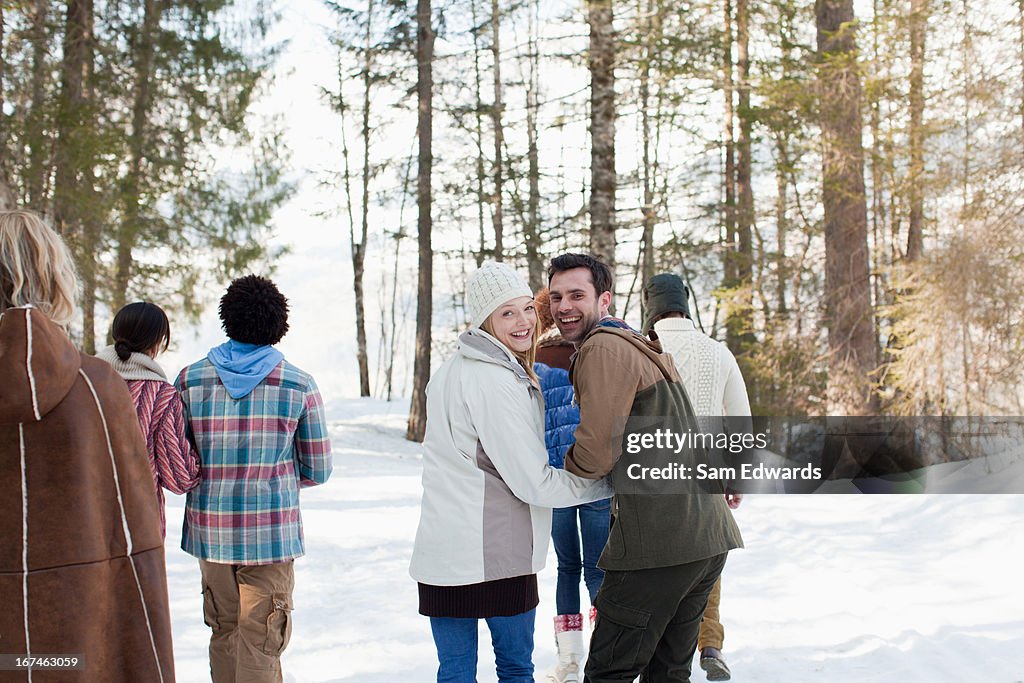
(0, 210), (176, 682)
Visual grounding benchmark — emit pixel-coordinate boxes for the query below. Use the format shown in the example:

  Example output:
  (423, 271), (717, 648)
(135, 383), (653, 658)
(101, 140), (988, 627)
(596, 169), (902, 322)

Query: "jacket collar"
(95, 346), (168, 382)
(652, 317), (697, 333)
(571, 324), (676, 384)
(458, 328), (533, 384)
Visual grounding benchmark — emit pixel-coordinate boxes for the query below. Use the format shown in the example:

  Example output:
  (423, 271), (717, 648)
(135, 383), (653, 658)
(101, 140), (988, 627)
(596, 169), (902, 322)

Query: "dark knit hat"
(641, 273), (690, 334)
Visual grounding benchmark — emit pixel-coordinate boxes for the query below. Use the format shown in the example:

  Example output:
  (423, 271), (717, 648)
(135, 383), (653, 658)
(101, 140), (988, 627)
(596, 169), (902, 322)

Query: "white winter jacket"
(409, 329), (613, 586)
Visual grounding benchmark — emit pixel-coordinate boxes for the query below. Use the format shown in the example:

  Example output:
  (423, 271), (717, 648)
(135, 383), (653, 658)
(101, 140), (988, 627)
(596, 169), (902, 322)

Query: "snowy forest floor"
(164, 399), (1024, 682)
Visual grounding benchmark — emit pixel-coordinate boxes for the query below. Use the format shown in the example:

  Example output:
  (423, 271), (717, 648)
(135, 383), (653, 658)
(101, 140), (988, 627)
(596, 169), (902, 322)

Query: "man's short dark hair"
(219, 274), (290, 345)
(547, 253), (614, 295)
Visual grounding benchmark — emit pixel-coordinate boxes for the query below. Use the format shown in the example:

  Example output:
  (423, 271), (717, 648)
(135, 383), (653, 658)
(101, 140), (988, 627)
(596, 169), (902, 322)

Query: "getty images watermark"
(610, 416), (1024, 494)
(624, 428), (821, 483)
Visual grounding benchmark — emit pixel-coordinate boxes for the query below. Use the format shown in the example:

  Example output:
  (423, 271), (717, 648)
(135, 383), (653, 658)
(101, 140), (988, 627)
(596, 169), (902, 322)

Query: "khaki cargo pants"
(200, 559), (295, 683)
(697, 577), (724, 651)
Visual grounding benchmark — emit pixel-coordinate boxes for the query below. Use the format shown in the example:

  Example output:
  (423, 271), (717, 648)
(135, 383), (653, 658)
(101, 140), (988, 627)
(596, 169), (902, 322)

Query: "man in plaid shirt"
(176, 274), (332, 683)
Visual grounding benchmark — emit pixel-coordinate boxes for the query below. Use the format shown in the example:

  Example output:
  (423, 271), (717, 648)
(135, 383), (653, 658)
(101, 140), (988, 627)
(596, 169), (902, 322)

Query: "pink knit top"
(126, 379), (201, 536)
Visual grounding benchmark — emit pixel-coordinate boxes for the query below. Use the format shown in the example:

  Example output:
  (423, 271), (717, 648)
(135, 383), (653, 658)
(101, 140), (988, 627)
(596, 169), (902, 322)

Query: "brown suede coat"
(0, 307), (175, 682)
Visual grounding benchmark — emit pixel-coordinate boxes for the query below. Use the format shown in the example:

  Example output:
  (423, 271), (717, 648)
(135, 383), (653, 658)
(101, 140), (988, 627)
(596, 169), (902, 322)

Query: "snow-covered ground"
(165, 399), (1024, 682)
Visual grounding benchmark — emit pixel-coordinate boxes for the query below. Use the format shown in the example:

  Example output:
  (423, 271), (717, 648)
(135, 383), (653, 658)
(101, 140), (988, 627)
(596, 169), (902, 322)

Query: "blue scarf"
(207, 340), (284, 399)
(598, 315), (639, 333)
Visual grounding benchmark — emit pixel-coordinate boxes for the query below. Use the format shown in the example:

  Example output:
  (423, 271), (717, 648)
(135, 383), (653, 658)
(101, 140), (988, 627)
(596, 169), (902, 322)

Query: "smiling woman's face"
(485, 296), (537, 353)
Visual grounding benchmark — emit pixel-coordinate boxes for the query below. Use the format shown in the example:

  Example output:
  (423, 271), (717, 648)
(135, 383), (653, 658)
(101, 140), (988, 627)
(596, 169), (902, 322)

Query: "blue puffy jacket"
(535, 362), (580, 469)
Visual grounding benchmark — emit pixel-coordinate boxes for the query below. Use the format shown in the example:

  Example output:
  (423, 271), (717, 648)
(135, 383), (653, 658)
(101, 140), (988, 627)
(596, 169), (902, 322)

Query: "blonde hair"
(481, 313), (541, 387)
(0, 210), (79, 326)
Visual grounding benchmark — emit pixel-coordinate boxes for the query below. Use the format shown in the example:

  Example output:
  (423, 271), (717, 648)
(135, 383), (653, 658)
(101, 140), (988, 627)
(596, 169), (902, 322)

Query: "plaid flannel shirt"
(175, 358), (332, 564)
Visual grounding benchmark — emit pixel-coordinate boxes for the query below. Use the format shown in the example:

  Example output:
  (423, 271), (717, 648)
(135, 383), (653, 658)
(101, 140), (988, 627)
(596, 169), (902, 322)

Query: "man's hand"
(724, 490), (743, 509)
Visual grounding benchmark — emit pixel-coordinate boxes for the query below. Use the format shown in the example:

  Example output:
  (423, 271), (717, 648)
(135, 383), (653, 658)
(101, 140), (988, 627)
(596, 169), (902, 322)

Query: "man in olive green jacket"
(548, 253), (743, 683)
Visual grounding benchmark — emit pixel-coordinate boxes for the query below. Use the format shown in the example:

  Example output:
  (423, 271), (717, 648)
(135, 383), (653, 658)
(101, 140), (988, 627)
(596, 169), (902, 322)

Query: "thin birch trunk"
(638, 0), (656, 293)
(906, 0), (927, 261)
(27, 0), (49, 209)
(733, 0), (754, 349)
(471, 0), (486, 265)
(353, 0), (375, 397)
(524, 0), (543, 292)
(407, 0), (434, 442)
(722, 0), (737, 307)
(587, 0), (616, 271)
(490, 0), (504, 261)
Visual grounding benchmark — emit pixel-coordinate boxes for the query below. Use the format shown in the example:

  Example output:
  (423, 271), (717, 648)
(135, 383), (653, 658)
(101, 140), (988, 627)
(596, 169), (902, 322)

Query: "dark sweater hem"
(418, 574), (539, 618)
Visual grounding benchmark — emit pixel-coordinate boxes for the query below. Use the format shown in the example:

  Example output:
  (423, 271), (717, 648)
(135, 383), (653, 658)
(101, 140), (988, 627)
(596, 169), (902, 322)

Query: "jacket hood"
(457, 328), (534, 385)
(572, 325), (678, 383)
(207, 339), (284, 399)
(0, 306), (81, 424)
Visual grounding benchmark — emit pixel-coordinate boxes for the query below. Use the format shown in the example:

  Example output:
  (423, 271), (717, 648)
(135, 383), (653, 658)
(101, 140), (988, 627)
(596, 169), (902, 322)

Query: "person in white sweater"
(642, 272), (750, 682)
(410, 261), (612, 683)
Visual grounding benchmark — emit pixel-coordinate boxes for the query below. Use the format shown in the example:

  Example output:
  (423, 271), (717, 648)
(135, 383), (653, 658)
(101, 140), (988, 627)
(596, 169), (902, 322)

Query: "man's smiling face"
(548, 267), (612, 343)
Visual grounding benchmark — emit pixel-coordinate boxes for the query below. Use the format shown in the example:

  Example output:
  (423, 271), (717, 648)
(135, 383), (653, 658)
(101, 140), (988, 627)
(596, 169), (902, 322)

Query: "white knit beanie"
(466, 261), (534, 329)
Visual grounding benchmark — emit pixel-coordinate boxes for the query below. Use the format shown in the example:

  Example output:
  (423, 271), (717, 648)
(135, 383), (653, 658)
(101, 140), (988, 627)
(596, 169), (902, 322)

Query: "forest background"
(2, 0), (1022, 442)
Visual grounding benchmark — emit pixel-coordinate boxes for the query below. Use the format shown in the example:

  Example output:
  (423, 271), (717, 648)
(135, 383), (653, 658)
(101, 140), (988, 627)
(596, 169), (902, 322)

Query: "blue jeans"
(429, 609), (536, 683)
(551, 498), (611, 615)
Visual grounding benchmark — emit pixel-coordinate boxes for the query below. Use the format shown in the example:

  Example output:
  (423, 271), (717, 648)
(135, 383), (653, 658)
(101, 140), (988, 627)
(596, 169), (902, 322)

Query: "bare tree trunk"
(588, 0), (616, 271)
(638, 0), (656, 293)
(869, 0), (887, 355)
(490, 0), (504, 261)
(471, 0), (486, 266)
(27, 0), (49, 210)
(337, 22), (372, 398)
(407, 0), (434, 442)
(387, 231), (403, 400)
(722, 0), (737, 310)
(733, 0), (754, 348)
(1019, 0), (1024, 144)
(816, 0), (879, 415)
(775, 136), (788, 316)
(353, 0), (375, 397)
(960, 0), (970, 215)
(52, 0), (95, 349)
(905, 0), (927, 261)
(0, 3), (7, 171)
(523, 0), (543, 292)
(112, 0), (162, 314)
(80, 170), (101, 353)
(773, 0), (796, 320)
(389, 152), (414, 402)
(0, 26), (12, 215)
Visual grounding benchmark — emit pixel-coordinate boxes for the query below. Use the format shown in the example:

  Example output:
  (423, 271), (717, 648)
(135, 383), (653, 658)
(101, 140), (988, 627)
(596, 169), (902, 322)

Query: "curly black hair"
(219, 274), (290, 345)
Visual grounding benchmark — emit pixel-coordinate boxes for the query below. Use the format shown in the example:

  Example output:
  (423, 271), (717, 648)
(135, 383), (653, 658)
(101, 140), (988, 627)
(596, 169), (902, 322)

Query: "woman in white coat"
(410, 261), (612, 683)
